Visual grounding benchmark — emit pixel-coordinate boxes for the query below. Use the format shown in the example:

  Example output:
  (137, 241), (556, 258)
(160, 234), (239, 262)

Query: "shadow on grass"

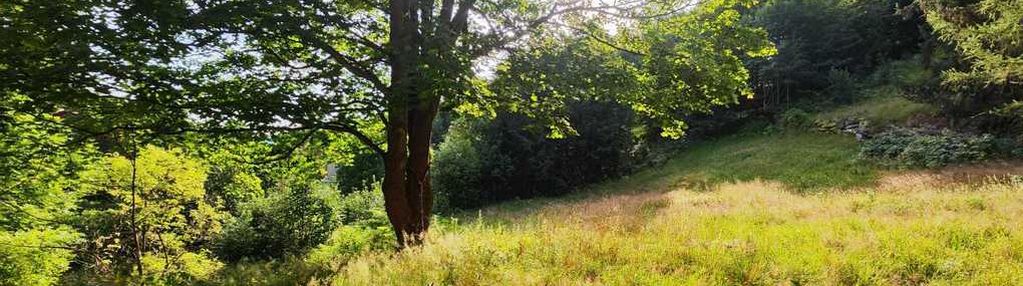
(459, 131), (880, 226)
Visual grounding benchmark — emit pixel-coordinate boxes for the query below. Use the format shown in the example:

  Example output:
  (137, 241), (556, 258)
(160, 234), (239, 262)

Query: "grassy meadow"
(313, 132), (1023, 285)
(816, 95), (937, 126)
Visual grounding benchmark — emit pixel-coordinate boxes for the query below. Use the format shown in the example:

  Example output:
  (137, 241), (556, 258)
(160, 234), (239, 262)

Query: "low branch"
(324, 122), (386, 157)
(248, 129), (319, 164)
(553, 23), (647, 56)
(294, 30), (391, 95)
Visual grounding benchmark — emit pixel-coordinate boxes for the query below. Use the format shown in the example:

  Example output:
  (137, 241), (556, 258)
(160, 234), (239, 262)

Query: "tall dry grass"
(326, 171), (1023, 285)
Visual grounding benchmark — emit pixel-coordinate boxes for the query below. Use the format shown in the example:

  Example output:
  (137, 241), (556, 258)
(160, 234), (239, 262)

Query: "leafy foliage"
(0, 94), (91, 230)
(780, 108), (813, 129)
(0, 229), (78, 286)
(432, 118), (492, 211)
(747, 0), (923, 108)
(215, 187), (339, 262)
(861, 128), (997, 168)
(6, 0), (1021, 283)
(0, 93), (91, 286)
(494, 0), (776, 138)
(434, 100), (639, 210)
(205, 168), (264, 215)
(923, 0), (1023, 87)
(916, 0), (1023, 134)
(77, 146), (224, 282)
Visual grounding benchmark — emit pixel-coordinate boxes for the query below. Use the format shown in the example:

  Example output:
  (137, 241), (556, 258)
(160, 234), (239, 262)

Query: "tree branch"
(294, 29), (391, 95)
(247, 129), (319, 164)
(324, 122), (386, 157)
(553, 23), (648, 56)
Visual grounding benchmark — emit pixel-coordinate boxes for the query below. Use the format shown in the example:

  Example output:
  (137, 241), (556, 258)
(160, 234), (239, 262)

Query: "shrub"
(333, 148), (384, 195)
(140, 252), (223, 285)
(0, 95), (89, 285)
(305, 225), (393, 267)
(335, 187), (389, 227)
(0, 229), (78, 286)
(76, 146), (225, 281)
(780, 108), (813, 130)
(215, 188), (339, 261)
(432, 119), (491, 211)
(861, 129), (996, 168)
(433, 100), (638, 211)
(866, 57), (932, 91)
(825, 69), (858, 104)
(205, 168), (264, 214)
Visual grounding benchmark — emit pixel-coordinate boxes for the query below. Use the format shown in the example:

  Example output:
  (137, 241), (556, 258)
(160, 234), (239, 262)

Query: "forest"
(1, 0), (1022, 284)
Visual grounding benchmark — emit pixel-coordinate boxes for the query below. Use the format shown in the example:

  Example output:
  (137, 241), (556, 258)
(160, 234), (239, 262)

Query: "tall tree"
(918, 0), (1023, 128)
(921, 0), (1021, 88)
(2, 0), (773, 245)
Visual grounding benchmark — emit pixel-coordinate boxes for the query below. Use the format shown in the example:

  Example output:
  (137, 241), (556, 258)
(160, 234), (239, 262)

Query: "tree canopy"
(3, 0), (776, 245)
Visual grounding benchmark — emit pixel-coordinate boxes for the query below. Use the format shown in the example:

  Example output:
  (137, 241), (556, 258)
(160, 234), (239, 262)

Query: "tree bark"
(383, 0), (436, 247)
(382, 109), (413, 246)
(403, 97), (440, 243)
(381, 96), (439, 248)
(381, 0), (476, 247)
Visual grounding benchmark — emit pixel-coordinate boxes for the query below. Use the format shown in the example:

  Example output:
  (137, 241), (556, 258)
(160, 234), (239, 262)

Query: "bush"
(1, 95), (88, 285)
(780, 108), (813, 130)
(305, 225), (393, 267)
(313, 187), (393, 265)
(215, 188), (339, 261)
(825, 69), (858, 104)
(0, 229), (78, 286)
(139, 252), (224, 285)
(334, 186), (389, 227)
(432, 119), (492, 211)
(433, 100), (638, 211)
(76, 146), (226, 282)
(333, 149), (384, 195)
(861, 129), (996, 168)
(205, 168), (264, 214)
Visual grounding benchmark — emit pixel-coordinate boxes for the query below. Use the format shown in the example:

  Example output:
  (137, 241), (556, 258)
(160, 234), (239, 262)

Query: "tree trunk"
(382, 109), (413, 246)
(404, 97), (440, 243)
(383, 0), (436, 247)
(380, 96), (439, 248)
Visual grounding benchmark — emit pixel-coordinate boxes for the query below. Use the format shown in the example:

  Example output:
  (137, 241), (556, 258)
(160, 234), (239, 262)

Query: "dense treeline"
(434, 100), (641, 210)
(1, 0), (1021, 284)
(747, 0), (924, 107)
(430, 0), (1007, 209)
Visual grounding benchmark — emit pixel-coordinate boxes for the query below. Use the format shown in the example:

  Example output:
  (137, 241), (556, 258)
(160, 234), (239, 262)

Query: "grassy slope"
(326, 132), (1023, 286)
(816, 95), (937, 126)
(637, 132), (877, 191)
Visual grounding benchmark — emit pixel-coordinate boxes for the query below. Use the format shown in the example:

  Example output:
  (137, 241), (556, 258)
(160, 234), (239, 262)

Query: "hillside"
(6, 0), (1022, 284)
(319, 131), (1023, 285)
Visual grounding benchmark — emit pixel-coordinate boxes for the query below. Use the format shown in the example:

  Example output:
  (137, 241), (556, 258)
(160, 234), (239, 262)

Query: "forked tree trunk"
(381, 97), (440, 247)
(382, 0), (472, 247)
(404, 98), (440, 241)
(382, 108), (414, 246)
(383, 0), (438, 247)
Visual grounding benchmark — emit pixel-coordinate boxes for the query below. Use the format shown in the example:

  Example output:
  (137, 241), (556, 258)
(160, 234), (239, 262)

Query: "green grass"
(264, 132), (1023, 285)
(459, 131), (876, 223)
(640, 131), (878, 191)
(323, 133), (1023, 285)
(817, 95), (936, 126)
(325, 175), (1023, 285)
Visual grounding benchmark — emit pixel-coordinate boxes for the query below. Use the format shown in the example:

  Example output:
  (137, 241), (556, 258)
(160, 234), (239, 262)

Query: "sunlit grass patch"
(648, 132), (878, 191)
(322, 131), (1023, 285)
(463, 131), (875, 225)
(817, 95), (936, 126)
(330, 178), (1023, 285)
